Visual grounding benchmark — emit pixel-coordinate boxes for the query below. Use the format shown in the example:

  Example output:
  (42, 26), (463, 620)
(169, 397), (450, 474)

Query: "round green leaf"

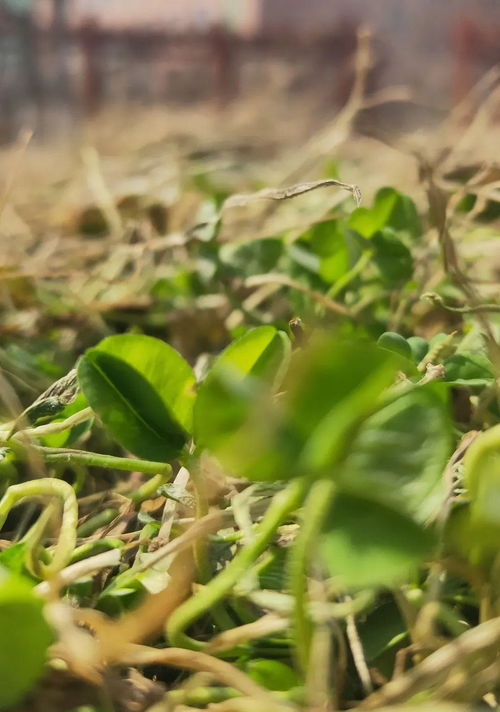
(0, 567), (52, 708)
(78, 334), (195, 461)
(407, 336), (428, 363)
(377, 332), (412, 360)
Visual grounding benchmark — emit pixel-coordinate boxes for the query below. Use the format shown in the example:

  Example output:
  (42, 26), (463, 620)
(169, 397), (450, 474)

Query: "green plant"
(1, 157), (500, 712)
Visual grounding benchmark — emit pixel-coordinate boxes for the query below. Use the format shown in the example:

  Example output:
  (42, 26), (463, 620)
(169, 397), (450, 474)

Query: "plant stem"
(37, 447), (173, 479)
(7, 407), (94, 441)
(327, 249), (374, 300)
(184, 454), (238, 633)
(0, 478), (78, 575)
(22, 501), (58, 577)
(287, 477), (337, 673)
(128, 472), (169, 505)
(76, 508), (119, 538)
(166, 477), (307, 651)
(70, 538), (123, 564)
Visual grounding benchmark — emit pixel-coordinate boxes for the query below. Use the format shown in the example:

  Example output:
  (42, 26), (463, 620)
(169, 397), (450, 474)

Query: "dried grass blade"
(223, 179), (361, 211)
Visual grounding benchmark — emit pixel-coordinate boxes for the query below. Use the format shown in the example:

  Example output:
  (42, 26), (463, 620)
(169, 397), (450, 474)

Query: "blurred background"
(2, 0), (500, 141)
(2, 0), (500, 381)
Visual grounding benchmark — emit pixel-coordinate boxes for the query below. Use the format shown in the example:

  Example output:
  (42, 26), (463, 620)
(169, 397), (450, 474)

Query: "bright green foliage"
(78, 334), (195, 460)
(0, 567), (52, 708)
(1, 152), (500, 712)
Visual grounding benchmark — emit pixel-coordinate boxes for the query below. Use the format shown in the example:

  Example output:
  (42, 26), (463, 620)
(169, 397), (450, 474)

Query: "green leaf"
(194, 326), (291, 449)
(407, 336), (429, 363)
(210, 326), (291, 384)
(197, 335), (399, 482)
(0, 542), (29, 576)
(377, 332), (412, 360)
(0, 566), (52, 708)
(348, 187), (421, 239)
(337, 385), (451, 522)
(372, 228), (414, 286)
(302, 219), (351, 283)
(78, 334), (195, 461)
(463, 425), (500, 552)
(374, 187), (421, 238)
(220, 238), (283, 277)
(289, 339), (400, 473)
(245, 659), (299, 691)
(319, 494), (434, 587)
(359, 601), (407, 662)
(444, 351), (494, 387)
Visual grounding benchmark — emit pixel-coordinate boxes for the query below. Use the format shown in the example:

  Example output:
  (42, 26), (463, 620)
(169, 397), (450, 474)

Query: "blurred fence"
(1, 5), (500, 142)
(0, 19), (363, 141)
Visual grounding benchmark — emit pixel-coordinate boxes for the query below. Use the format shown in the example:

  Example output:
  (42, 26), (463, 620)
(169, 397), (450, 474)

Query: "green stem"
(0, 478), (78, 576)
(37, 447), (173, 479)
(70, 538), (123, 564)
(287, 478), (337, 673)
(22, 501), (58, 577)
(166, 477), (307, 651)
(76, 508), (119, 538)
(327, 249), (374, 300)
(183, 454), (236, 633)
(129, 472), (169, 505)
(7, 407), (94, 441)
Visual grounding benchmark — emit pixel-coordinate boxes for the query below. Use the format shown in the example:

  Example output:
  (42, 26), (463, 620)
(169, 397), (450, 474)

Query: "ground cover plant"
(2, 49), (500, 712)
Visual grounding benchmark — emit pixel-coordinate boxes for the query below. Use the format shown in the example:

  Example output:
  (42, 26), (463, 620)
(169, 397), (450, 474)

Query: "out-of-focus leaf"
(407, 336), (429, 363)
(197, 335), (399, 482)
(245, 659), (299, 691)
(348, 187), (421, 239)
(372, 228), (414, 286)
(338, 385), (451, 522)
(0, 541), (29, 576)
(377, 332), (412, 360)
(359, 600), (408, 662)
(0, 566), (52, 708)
(319, 494), (434, 587)
(304, 219), (351, 283)
(220, 238), (283, 277)
(194, 326), (291, 450)
(444, 351), (494, 387)
(463, 424), (500, 550)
